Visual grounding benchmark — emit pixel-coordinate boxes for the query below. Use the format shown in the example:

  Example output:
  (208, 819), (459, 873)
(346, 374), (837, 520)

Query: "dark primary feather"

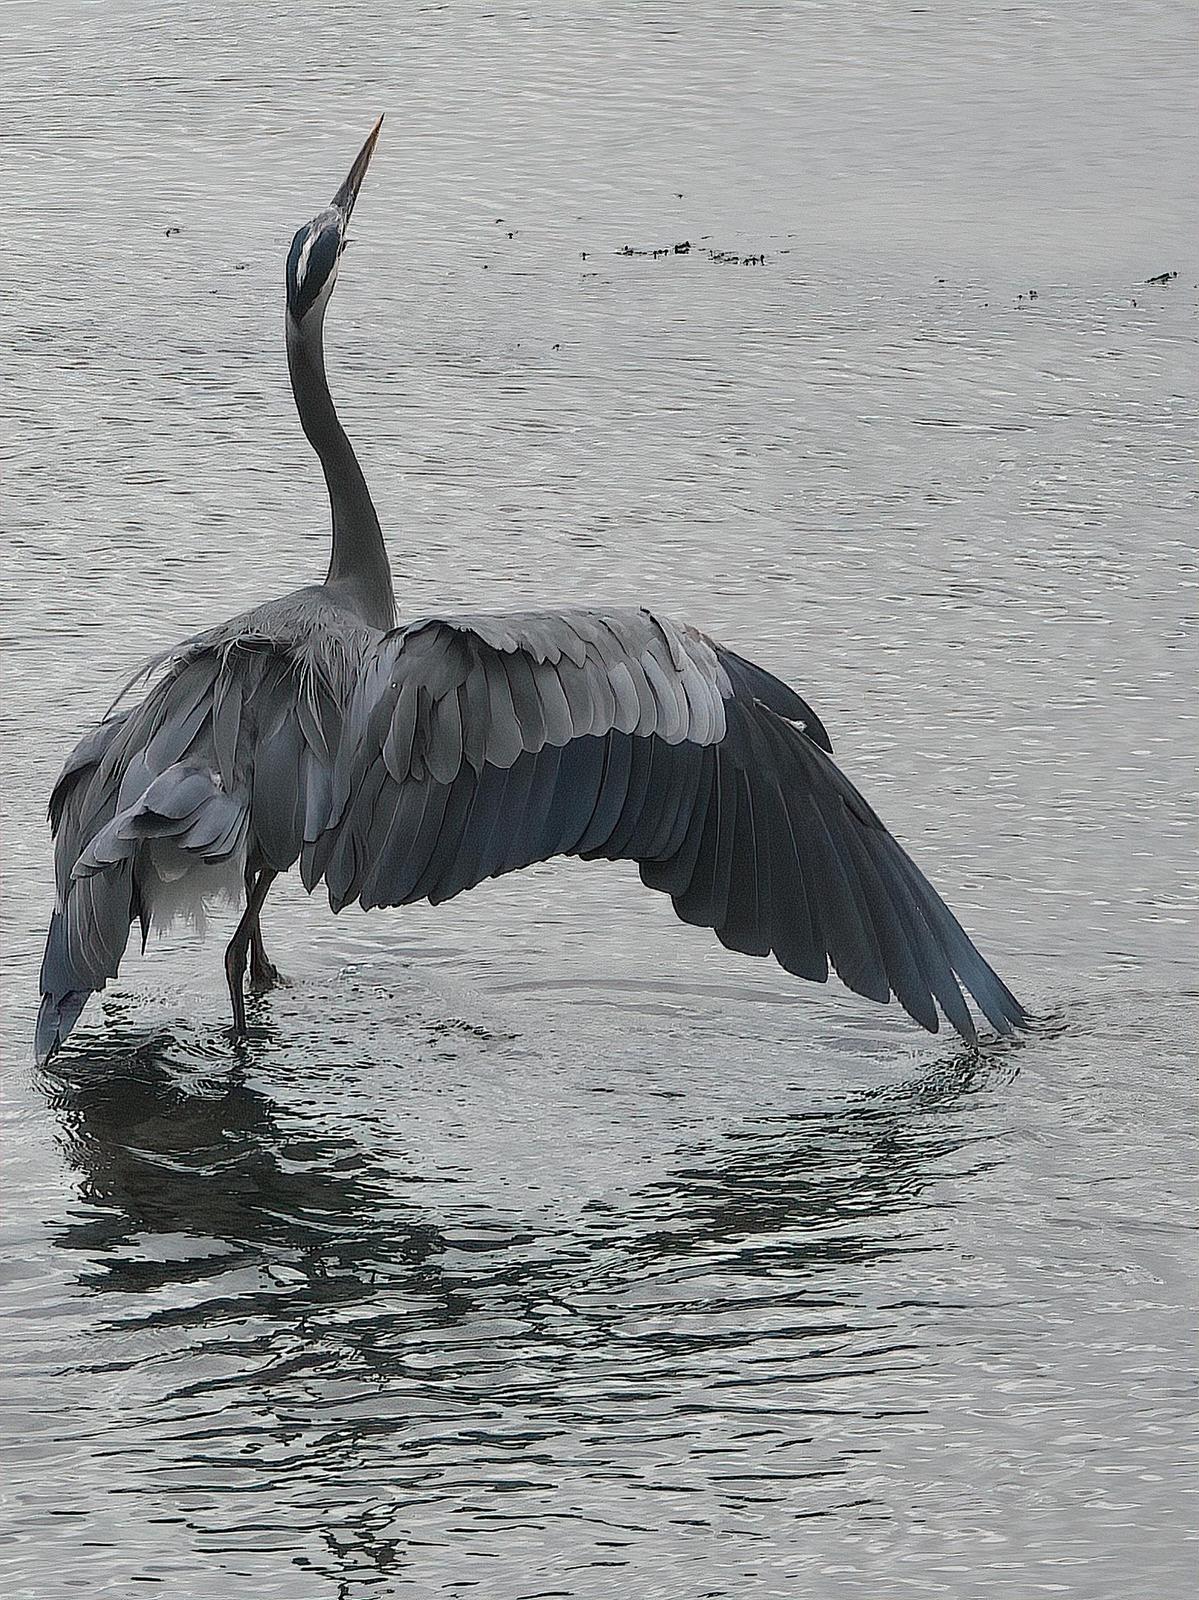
(307, 606), (1025, 1041)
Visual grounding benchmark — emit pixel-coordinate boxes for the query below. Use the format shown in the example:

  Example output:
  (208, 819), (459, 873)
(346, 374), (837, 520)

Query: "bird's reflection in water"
(621, 1048), (1016, 1276)
(45, 1009), (1019, 1346)
(45, 1018), (466, 1342)
(42, 1013), (1022, 1592)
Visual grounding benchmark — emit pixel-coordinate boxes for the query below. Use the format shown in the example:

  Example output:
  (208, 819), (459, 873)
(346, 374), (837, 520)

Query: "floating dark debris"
(616, 243), (766, 266)
(165, 226), (181, 237)
(1145, 269), (1178, 286)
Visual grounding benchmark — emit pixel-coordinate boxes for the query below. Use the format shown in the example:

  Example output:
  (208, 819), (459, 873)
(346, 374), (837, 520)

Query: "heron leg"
(246, 869), (284, 991)
(225, 869), (278, 1033)
(248, 925), (283, 991)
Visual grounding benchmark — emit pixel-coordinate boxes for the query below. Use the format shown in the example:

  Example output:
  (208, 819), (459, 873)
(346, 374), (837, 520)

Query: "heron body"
(36, 120), (1026, 1064)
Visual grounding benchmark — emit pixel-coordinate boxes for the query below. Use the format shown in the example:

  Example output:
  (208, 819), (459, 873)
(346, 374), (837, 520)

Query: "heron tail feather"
(35, 905), (98, 1065)
(35, 982), (92, 1067)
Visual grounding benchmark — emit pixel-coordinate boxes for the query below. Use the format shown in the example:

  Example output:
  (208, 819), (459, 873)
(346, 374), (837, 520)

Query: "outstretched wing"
(307, 606), (1025, 1041)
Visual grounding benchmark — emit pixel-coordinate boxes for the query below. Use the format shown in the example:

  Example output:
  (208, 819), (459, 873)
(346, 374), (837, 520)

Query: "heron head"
(285, 115), (383, 327)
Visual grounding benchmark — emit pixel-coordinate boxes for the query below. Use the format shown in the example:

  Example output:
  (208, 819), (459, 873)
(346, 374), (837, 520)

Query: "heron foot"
(247, 957), (287, 993)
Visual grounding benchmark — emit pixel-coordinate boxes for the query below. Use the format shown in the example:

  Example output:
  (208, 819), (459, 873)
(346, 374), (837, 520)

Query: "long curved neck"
(286, 309), (394, 630)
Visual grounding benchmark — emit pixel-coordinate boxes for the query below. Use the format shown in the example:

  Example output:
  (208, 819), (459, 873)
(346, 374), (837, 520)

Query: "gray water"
(2, 3), (1197, 1596)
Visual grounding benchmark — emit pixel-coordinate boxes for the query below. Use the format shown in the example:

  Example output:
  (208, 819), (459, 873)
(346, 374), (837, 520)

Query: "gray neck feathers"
(286, 309), (395, 632)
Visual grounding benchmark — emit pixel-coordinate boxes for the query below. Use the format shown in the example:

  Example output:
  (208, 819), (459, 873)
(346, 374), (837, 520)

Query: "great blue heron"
(36, 118), (1027, 1065)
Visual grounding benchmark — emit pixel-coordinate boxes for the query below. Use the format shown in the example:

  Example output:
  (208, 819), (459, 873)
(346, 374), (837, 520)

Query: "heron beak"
(331, 114), (384, 225)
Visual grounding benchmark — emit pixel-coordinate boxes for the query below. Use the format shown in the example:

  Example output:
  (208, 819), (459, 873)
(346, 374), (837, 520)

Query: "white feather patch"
(144, 844), (247, 936)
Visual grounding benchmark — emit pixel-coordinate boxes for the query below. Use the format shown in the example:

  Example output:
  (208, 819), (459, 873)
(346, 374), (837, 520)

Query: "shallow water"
(2, 3), (1197, 1596)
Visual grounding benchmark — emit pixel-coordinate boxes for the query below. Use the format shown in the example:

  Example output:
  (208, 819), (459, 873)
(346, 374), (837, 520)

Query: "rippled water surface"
(2, 3), (1197, 1596)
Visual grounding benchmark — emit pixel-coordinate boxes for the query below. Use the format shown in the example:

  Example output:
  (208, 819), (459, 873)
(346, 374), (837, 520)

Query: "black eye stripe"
(286, 224), (341, 318)
(285, 227), (307, 296)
